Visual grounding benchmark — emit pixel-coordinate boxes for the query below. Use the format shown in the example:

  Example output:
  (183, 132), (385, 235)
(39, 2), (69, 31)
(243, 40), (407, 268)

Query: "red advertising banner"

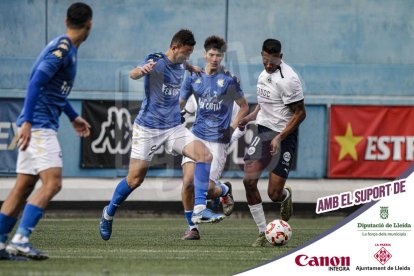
(329, 105), (414, 178)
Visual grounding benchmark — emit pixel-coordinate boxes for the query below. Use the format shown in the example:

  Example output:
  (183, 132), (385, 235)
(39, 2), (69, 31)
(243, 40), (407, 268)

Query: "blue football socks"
(194, 162), (211, 206)
(16, 204), (44, 238)
(0, 213), (18, 243)
(106, 178), (133, 216)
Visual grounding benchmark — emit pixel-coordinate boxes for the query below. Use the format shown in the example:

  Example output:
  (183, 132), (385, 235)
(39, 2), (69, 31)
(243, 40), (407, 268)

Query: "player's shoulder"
(221, 67), (241, 85)
(280, 62), (299, 78)
(48, 35), (72, 60)
(145, 52), (164, 63)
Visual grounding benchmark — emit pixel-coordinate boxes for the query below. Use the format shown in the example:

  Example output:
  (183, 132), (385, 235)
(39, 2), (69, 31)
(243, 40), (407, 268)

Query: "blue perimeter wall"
(0, 0), (413, 178)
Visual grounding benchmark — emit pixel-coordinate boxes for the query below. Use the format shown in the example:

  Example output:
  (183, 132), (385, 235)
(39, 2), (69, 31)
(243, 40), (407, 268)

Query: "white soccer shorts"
(182, 139), (228, 182)
(130, 123), (196, 161)
(16, 128), (63, 175)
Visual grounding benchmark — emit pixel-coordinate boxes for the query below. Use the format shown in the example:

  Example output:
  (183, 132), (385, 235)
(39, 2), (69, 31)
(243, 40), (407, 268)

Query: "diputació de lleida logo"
(380, 206), (389, 219)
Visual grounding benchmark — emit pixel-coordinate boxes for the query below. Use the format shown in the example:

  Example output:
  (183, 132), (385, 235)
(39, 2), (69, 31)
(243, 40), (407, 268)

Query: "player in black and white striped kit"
(238, 39), (306, 247)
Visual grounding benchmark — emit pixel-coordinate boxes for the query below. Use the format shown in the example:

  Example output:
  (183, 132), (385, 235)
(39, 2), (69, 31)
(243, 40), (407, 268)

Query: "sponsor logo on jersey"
(162, 84), (180, 97)
(257, 87), (271, 98)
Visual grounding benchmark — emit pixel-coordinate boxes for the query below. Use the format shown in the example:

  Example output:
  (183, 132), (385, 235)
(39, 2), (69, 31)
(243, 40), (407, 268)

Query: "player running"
(99, 29), (226, 241)
(179, 36), (249, 240)
(0, 2), (93, 260)
(239, 39), (306, 247)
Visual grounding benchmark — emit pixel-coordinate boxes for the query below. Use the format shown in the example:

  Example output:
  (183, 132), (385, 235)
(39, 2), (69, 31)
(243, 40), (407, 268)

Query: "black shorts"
(243, 125), (298, 179)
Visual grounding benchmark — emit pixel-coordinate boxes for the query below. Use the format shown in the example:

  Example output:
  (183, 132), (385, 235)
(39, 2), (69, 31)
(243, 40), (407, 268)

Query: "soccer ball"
(265, 219), (292, 246)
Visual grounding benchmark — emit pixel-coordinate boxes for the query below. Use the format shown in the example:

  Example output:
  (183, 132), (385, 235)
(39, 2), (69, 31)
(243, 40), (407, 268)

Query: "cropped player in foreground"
(179, 35), (249, 240)
(239, 39), (306, 247)
(0, 2), (93, 260)
(99, 30), (226, 241)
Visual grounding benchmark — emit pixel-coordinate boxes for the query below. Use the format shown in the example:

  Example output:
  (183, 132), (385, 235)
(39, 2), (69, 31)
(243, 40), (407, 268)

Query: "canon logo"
(295, 254), (350, 267)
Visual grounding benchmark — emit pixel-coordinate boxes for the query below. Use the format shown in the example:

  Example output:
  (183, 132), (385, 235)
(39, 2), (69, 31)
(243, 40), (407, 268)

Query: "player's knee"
(268, 189), (283, 202)
(43, 182), (62, 198)
(126, 175), (144, 189)
(243, 178), (257, 192)
(182, 180), (194, 194)
(197, 151), (212, 163)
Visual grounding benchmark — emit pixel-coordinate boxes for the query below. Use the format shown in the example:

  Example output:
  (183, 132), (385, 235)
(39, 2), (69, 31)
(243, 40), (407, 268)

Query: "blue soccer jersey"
(135, 53), (186, 129)
(180, 67), (244, 143)
(16, 35), (78, 130)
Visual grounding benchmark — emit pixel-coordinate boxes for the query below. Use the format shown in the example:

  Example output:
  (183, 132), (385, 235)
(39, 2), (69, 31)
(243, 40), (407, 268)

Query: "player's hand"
(141, 61), (157, 75)
(230, 126), (247, 144)
(238, 117), (249, 130)
(190, 65), (203, 76)
(17, 122), (32, 151)
(72, 116), (91, 137)
(270, 135), (282, 156)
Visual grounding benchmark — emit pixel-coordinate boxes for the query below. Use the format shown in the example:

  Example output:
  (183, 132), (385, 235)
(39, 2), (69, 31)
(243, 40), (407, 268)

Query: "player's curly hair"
(204, 36), (227, 53)
(67, 2), (93, 29)
(170, 29), (196, 47)
(262, 39), (282, 54)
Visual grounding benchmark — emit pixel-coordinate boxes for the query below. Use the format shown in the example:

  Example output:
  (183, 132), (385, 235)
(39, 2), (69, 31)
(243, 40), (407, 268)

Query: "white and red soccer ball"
(265, 219), (292, 246)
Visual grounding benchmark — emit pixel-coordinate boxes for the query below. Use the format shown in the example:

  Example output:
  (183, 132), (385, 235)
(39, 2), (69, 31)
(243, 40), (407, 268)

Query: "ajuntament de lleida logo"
(380, 206), (389, 219)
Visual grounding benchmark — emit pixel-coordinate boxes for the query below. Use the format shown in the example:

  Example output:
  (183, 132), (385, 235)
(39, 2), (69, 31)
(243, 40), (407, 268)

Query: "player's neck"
(165, 49), (179, 64)
(66, 30), (85, 48)
(205, 65), (219, 75)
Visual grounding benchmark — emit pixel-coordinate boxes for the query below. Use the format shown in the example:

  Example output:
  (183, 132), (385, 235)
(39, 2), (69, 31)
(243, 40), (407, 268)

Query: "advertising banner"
(329, 106), (414, 178)
(0, 99), (23, 173)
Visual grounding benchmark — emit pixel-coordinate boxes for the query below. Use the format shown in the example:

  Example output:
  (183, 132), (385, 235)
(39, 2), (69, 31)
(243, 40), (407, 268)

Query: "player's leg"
(168, 126), (225, 224)
(182, 140), (226, 224)
(206, 141), (234, 216)
(267, 130), (297, 222)
(268, 172), (292, 221)
(243, 160), (269, 247)
(100, 123), (156, 240)
(0, 173), (38, 261)
(100, 158), (150, 241)
(7, 167), (62, 260)
(181, 161), (200, 240)
(243, 125), (274, 246)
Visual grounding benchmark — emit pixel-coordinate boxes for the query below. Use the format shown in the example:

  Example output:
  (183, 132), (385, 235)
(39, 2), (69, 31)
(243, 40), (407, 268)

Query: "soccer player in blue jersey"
(99, 29), (225, 241)
(0, 2), (93, 261)
(179, 36), (249, 240)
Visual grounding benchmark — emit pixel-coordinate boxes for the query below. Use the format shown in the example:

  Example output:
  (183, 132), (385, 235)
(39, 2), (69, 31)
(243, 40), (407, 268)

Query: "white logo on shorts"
(247, 146), (256, 155)
(283, 152), (291, 162)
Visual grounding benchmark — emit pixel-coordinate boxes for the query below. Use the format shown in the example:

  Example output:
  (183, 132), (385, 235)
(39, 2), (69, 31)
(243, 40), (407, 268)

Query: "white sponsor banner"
(238, 172), (413, 275)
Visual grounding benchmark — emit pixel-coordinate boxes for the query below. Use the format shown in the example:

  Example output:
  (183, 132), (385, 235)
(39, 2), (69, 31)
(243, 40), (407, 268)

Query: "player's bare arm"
(184, 62), (202, 76)
(238, 104), (261, 129)
(129, 61), (157, 80)
(72, 117), (91, 137)
(270, 100), (306, 155)
(17, 121), (32, 151)
(230, 97), (249, 130)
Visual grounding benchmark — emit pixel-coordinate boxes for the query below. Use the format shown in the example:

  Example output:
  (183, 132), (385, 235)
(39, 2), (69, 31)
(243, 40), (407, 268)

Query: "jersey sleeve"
(37, 38), (71, 78)
(137, 52), (164, 75)
(179, 72), (194, 101)
(281, 75), (304, 105)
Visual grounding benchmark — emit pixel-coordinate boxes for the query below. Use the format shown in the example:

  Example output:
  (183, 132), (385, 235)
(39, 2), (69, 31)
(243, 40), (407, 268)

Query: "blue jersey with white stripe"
(180, 67), (244, 143)
(16, 35), (77, 130)
(135, 53), (186, 129)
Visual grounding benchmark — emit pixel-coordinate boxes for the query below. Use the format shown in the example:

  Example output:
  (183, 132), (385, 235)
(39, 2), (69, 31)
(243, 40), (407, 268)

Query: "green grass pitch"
(0, 216), (344, 275)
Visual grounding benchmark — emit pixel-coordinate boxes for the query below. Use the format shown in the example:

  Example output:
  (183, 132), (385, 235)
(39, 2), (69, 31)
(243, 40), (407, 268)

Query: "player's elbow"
(129, 68), (141, 80)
